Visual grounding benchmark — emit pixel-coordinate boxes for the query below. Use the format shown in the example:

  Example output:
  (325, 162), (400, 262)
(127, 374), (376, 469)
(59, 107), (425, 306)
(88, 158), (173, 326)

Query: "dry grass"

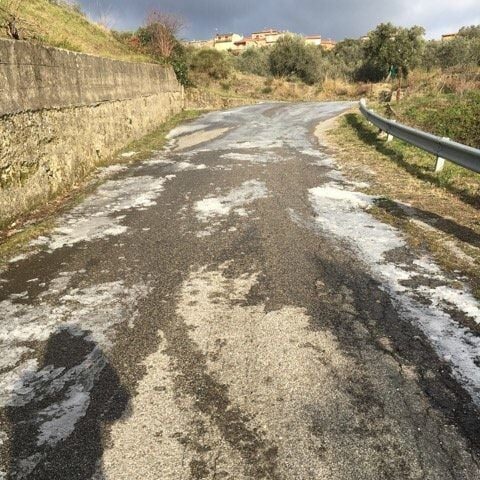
(405, 68), (480, 97)
(190, 71), (379, 104)
(0, 0), (149, 62)
(324, 111), (480, 302)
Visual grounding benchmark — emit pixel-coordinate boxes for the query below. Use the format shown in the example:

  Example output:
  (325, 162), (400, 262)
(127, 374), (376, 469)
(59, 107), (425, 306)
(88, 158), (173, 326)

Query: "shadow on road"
(6, 327), (129, 480)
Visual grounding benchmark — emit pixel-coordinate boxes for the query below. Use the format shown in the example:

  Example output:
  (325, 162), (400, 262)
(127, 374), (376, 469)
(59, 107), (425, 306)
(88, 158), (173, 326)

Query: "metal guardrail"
(359, 98), (480, 174)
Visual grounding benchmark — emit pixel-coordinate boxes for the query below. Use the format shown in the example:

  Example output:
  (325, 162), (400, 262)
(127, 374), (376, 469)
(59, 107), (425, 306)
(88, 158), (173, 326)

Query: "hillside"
(0, 0), (148, 62)
(394, 90), (480, 149)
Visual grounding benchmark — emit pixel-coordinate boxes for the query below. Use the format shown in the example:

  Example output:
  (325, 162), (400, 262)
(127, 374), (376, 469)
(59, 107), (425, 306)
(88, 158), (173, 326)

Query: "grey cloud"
(79, 0), (480, 40)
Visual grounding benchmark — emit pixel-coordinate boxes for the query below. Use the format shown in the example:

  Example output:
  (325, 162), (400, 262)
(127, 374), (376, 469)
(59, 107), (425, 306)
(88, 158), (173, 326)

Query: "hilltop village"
(187, 28), (337, 53)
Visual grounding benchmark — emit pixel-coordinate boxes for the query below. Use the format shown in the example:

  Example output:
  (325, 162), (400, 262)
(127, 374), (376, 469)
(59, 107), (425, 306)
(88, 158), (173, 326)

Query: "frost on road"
(0, 103), (479, 479)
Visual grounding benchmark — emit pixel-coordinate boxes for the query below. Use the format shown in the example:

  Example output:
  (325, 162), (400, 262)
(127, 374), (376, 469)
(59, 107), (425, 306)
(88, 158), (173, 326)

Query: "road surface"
(1, 103), (479, 479)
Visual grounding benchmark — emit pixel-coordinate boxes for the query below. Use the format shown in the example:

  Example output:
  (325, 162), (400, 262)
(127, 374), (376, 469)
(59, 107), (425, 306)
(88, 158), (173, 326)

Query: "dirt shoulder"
(318, 110), (480, 314)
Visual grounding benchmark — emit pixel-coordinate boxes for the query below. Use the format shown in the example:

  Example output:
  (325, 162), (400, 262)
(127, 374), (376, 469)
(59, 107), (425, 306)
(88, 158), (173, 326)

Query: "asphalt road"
(1, 103), (479, 480)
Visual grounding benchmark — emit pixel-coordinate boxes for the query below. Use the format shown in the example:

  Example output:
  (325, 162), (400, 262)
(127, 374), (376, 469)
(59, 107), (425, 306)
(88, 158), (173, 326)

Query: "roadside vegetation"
(3, 1), (479, 108)
(0, 0), (149, 61)
(391, 89), (480, 149)
(324, 114), (480, 303)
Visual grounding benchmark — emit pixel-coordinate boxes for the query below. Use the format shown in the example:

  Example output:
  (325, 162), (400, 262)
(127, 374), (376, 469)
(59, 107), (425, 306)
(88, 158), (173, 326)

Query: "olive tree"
(269, 35), (323, 84)
(364, 23), (425, 79)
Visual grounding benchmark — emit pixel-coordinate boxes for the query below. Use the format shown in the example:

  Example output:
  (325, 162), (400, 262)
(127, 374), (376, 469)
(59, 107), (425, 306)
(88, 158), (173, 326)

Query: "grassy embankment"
(0, 0), (149, 61)
(325, 74), (480, 299)
(190, 71), (377, 104)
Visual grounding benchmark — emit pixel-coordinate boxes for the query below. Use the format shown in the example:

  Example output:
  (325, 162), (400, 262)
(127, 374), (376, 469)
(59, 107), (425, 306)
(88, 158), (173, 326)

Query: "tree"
(331, 38), (365, 80)
(364, 23), (425, 79)
(269, 35), (323, 84)
(458, 25), (480, 39)
(234, 47), (270, 77)
(420, 40), (441, 71)
(139, 11), (184, 59)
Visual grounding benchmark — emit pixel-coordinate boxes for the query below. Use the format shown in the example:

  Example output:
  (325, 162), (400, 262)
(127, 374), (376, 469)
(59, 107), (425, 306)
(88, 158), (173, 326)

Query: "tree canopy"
(364, 23), (425, 78)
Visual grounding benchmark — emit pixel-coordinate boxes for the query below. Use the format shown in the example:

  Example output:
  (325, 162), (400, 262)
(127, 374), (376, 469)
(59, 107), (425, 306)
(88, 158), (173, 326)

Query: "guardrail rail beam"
(359, 99), (480, 174)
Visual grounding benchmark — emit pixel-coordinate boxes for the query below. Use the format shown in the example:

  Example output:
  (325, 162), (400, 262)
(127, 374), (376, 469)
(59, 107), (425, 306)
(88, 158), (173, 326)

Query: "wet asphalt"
(0, 102), (479, 479)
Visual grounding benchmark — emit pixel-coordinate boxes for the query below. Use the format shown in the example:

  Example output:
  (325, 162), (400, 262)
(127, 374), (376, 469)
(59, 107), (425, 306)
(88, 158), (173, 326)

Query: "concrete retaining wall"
(0, 39), (184, 226)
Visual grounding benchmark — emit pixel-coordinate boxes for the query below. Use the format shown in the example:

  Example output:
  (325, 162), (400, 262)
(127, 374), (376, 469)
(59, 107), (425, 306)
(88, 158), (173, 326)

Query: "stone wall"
(0, 39), (184, 226)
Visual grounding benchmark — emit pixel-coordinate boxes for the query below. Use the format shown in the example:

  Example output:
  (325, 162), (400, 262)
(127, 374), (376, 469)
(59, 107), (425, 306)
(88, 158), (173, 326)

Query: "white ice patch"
(0, 274), (150, 406)
(37, 387), (90, 446)
(97, 164), (129, 178)
(120, 151), (137, 158)
(143, 157), (174, 166)
(0, 346), (32, 370)
(8, 254), (28, 264)
(221, 152), (275, 164)
(171, 162), (207, 172)
(29, 176), (166, 251)
(195, 180), (268, 221)
(166, 123), (209, 139)
(0, 270), (150, 472)
(309, 182), (480, 405)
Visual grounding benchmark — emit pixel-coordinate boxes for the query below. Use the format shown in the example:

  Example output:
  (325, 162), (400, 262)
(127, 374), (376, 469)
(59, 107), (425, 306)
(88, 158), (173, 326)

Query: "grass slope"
(394, 91), (480, 149)
(0, 0), (148, 62)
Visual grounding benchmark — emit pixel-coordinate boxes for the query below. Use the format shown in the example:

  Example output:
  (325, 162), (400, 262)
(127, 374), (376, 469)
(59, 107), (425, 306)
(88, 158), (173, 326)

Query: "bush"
(354, 60), (385, 82)
(190, 49), (231, 80)
(420, 26), (480, 71)
(269, 36), (323, 84)
(234, 47), (270, 76)
(330, 39), (365, 81)
(169, 42), (191, 87)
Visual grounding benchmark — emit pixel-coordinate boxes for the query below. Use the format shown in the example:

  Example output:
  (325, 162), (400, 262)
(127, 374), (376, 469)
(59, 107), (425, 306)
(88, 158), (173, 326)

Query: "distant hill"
(0, 0), (148, 62)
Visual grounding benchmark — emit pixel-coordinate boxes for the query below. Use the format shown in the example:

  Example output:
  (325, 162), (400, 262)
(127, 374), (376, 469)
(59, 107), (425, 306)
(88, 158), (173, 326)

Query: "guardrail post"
(435, 137), (450, 173)
(386, 121), (396, 143)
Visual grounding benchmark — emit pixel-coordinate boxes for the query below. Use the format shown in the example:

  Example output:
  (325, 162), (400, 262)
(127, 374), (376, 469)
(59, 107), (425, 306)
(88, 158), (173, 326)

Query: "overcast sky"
(79, 0), (480, 41)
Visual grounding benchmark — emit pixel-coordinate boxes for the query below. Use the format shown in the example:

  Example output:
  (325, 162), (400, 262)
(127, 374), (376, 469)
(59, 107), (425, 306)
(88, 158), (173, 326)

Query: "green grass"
(393, 91), (480, 149)
(0, 218), (54, 267)
(342, 113), (480, 206)
(0, 0), (149, 62)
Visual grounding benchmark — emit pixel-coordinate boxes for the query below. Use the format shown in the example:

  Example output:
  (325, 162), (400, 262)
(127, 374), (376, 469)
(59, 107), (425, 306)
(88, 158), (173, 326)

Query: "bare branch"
(144, 10), (184, 58)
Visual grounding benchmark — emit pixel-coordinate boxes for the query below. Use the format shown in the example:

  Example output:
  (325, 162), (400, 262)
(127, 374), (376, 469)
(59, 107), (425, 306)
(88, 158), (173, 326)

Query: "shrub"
(269, 36), (323, 84)
(169, 42), (191, 87)
(234, 47), (270, 77)
(190, 49), (231, 80)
